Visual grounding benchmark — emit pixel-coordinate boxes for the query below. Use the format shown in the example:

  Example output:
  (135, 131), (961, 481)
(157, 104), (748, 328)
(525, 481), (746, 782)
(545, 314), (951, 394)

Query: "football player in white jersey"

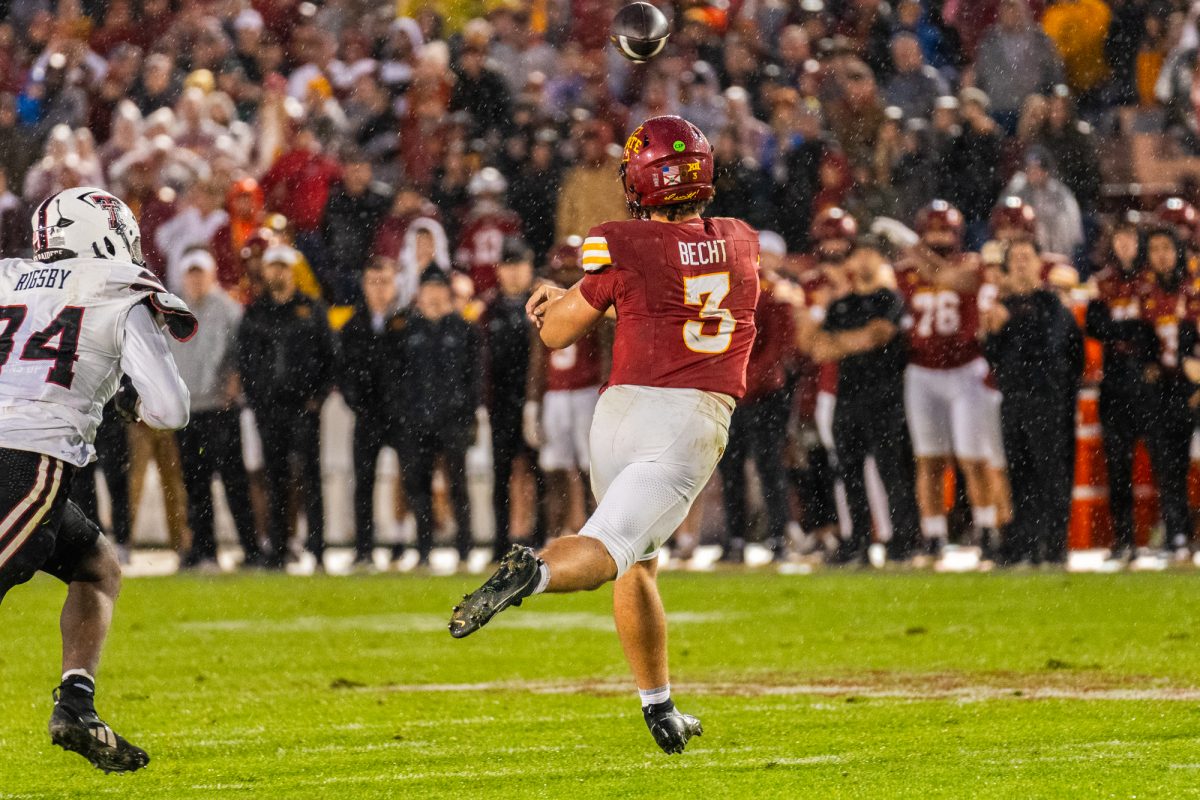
(0, 188), (192, 773)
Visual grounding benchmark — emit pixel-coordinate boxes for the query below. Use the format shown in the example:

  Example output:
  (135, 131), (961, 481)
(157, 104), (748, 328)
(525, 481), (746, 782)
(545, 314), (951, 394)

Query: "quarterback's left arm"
(119, 304), (191, 430)
(526, 281), (606, 350)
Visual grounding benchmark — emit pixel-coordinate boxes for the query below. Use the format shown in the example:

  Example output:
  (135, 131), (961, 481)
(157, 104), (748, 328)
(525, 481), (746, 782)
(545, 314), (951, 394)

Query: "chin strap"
(143, 292), (198, 342)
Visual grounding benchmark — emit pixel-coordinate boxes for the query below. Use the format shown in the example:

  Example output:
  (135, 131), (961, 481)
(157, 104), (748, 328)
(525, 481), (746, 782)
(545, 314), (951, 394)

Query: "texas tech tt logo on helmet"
(32, 187), (145, 266)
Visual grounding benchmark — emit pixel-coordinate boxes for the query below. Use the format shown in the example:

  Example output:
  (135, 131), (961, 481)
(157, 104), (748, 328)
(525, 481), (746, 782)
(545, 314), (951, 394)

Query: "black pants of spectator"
(490, 403), (546, 559)
(832, 397), (921, 559)
(256, 407), (324, 565)
(353, 412), (395, 562)
(69, 403), (130, 546)
(1002, 393), (1076, 564)
(176, 409), (260, 562)
(400, 426), (472, 562)
(719, 389), (791, 556)
(1102, 386), (1193, 552)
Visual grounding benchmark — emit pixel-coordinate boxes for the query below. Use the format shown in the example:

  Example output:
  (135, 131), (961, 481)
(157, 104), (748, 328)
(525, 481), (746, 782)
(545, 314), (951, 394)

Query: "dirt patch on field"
(362, 672), (1200, 702)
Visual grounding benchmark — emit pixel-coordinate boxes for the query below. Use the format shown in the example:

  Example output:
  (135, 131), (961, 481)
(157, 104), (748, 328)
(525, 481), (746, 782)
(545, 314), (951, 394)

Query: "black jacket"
(479, 292), (532, 414)
(984, 289), (1084, 401)
(320, 183), (392, 279)
(395, 311), (481, 436)
(338, 305), (407, 420)
(237, 293), (337, 411)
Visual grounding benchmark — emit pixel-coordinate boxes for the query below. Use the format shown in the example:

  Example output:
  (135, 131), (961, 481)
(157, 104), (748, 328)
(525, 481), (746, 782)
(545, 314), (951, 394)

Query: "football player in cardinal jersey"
(885, 200), (1009, 559)
(0, 188), (193, 772)
(450, 116), (759, 754)
(454, 167), (524, 294)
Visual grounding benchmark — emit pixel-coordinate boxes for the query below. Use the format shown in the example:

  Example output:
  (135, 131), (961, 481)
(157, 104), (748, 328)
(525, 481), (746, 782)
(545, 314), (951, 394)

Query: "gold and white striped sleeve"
(581, 236), (612, 272)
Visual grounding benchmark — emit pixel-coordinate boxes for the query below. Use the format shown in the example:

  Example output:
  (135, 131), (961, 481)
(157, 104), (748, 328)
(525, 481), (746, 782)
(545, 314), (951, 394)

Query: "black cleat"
(49, 686), (149, 774)
(449, 545), (543, 639)
(644, 701), (702, 754)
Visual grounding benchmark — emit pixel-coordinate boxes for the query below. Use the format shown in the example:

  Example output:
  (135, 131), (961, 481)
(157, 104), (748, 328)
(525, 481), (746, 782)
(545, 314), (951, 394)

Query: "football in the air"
(611, 2), (671, 63)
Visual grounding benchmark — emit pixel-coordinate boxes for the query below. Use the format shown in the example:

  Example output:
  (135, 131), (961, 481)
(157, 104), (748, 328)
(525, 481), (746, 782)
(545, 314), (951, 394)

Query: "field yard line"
(350, 679), (1200, 702)
(175, 610), (736, 634)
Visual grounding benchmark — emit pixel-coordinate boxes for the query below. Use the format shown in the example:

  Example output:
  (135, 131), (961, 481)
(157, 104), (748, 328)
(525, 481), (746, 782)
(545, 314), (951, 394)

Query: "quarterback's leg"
(613, 557), (702, 754)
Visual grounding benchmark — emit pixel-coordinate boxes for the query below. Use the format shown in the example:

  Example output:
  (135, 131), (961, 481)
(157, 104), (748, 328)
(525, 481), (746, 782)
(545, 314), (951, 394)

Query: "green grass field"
(3, 569), (1200, 798)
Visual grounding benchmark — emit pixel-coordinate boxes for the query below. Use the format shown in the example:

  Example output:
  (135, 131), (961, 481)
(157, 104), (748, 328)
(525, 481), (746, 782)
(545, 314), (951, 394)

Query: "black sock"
(643, 699), (676, 717)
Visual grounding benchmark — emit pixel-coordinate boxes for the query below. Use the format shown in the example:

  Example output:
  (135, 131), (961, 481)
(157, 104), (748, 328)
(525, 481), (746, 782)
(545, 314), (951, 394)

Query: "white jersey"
(0, 257), (190, 467)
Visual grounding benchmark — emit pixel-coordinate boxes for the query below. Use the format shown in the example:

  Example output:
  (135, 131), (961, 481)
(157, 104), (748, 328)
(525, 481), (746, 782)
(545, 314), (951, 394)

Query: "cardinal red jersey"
(1137, 275), (1195, 369)
(454, 207), (523, 293)
(743, 279), (799, 402)
(896, 258), (983, 369)
(579, 217), (760, 399)
(544, 329), (604, 391)
(1094, 266), (1143, 322)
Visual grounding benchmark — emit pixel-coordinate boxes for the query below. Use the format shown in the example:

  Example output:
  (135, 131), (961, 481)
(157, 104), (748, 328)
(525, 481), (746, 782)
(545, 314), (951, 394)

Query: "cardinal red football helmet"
(620, 115), (714, 218)
(990, 195), (1037, 237)
(811, 207), (858, 244)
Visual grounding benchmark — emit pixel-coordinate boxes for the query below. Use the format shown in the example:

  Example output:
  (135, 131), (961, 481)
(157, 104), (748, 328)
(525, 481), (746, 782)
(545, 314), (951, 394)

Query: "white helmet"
(468, 167), (507, 197)
(32, 186), (144, 265)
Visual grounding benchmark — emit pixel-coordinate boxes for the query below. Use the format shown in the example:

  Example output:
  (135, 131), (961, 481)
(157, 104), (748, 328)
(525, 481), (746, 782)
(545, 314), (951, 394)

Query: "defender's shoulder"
(97, 259), (166, 296)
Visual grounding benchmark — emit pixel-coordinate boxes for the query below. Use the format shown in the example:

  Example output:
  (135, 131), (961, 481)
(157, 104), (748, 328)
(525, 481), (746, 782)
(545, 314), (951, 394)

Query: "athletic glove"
(522, 401), (544, 449)
(114, 375), (141, 423)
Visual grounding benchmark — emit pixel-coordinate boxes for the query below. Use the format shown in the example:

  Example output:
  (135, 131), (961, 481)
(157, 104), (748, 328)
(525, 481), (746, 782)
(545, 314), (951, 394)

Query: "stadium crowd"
(2, 0), (1200, 570)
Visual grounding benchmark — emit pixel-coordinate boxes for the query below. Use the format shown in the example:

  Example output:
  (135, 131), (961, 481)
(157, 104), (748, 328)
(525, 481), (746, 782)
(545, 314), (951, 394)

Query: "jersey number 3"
(683, 272), (735, 354)
(0, 305), (85, 388)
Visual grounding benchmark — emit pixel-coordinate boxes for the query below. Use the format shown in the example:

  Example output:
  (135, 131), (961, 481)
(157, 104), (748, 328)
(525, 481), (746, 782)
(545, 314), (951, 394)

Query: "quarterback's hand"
(526, 284), (567, 328)
(114, 375), (141, 423)
(522, 401), (544, 449)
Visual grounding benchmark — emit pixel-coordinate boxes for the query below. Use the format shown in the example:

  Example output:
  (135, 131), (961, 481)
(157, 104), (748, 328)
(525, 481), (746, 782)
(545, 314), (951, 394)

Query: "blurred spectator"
(719, 231), (800, 562)
(449, 42), (512, 140)
(395, 267), (480, 566)
(210, 177), (265, 295)
(339, 260), (406, 568)
(0, 93), (35, 191)
(396, 216), (451, 308)
(171, 250), (263, 571)
(319, 149), (392, 305)
(480, 238), (545, 561)
(555, 121), (628, 242)
(156, 179), (229, 293)
(259, 124), (342, 260)
(456, 167), (523, 293)
(1042, 0), (1112, 106)
(131, 52), (181, 117)
(943, 88), (1005, 247)
(885, 32), (950, 119)
(508, 132), (561, 263)
(974, 0), (1065, 131)
(1003, 148), (1084, 257)
(237, 246), (336, 570)
(1037, 88), (1100, 214)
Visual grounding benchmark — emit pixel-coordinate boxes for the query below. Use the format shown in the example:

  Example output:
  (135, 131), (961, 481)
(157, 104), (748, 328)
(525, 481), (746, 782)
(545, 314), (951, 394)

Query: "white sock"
(639, 684), (671, 708)
(530, 564), (550, 595)
(921, 516), (948, 539)
(973, 506), (997, 529)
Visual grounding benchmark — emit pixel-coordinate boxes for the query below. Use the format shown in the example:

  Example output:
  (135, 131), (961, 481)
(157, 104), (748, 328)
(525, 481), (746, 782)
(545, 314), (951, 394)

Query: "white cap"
(758, 230), (787, 257)
(263, 245), (300, 266)
(234, 9), (264, 32)
(180, 249), (216, 274)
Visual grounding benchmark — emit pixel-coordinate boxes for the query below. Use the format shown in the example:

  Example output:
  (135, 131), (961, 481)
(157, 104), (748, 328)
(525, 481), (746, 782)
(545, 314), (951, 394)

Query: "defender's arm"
(119, 304), (190, 430)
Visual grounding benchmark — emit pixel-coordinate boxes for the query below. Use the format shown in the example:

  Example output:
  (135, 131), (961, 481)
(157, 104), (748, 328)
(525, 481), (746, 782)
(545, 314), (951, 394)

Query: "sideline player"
(449, 116), (759, 754)
(0, 188), (192, 772)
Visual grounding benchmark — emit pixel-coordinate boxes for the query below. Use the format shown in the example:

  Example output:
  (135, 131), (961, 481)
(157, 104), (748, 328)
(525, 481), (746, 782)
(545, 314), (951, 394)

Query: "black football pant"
(256, 407), (325, 563)
(176, 409), (259, 560)
(1002, 393), (1075, 563)
(1102, 385), (1192, 551)
(401, 426), (472, 561)
(490, 403), (546, 557)
(352, 412), (395, 561)
(70, 402), (131, 546)
(719, 388), (791, 554)
(831, 396), (920, 558)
